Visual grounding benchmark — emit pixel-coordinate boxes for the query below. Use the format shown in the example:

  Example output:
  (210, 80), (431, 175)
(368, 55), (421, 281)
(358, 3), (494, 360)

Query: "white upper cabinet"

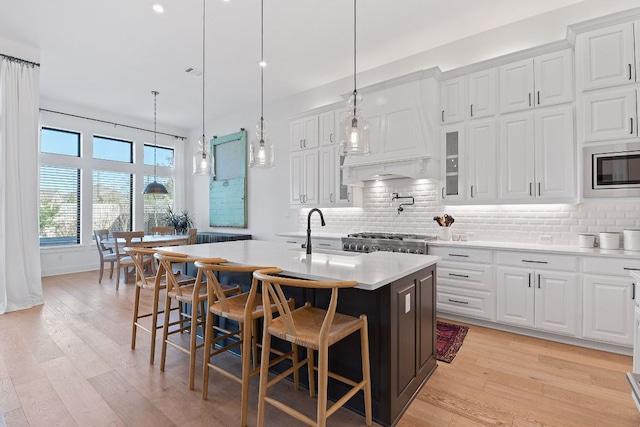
(499, 49), (573, 113)
(319, 111), (335, 146)
(290, 150), (318, 205)
(468, 68), (497, 119)
(578, 21), (639, 91)
(499, 105), (575, 201)
(290, 115), (319, 151)
(440, 124), (466, 202)
(582, 87), (639, 142)
(440, 76), (465, 124)
(467, 118), (497, 201)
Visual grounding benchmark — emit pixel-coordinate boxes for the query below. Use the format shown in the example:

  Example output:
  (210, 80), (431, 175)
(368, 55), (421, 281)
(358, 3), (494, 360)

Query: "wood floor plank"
(2, 407), (29, 427)
(13, 377), (76, 426)
(0, 376), (21, 414)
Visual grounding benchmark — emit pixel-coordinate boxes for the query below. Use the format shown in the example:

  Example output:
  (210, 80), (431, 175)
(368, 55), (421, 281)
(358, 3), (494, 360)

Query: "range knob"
(349, 243), (357, 251)
(405, 248), (413, 254)
(398, 248), (406, 253)
(342, 243), (350, 251)
(385, 247), (393, 252)
(356, 244), (363, 251)
(363, 245), (370, 252)
(372, 245), (380, 252)
(414, 249), (424, 254)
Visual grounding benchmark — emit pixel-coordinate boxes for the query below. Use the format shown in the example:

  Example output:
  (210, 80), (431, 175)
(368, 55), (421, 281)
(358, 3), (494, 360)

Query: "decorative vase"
(439, 227), (452, 241)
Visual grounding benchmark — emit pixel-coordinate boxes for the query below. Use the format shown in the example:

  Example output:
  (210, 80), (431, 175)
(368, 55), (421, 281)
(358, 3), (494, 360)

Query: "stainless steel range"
(342, 232), (437, 254)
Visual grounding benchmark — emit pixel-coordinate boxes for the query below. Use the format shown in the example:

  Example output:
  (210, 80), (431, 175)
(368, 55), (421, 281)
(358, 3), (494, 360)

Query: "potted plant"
(164, 207), (195, 234)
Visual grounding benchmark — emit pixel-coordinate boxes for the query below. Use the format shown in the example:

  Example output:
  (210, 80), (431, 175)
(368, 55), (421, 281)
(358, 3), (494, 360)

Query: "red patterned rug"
(436, 321), (469, 363)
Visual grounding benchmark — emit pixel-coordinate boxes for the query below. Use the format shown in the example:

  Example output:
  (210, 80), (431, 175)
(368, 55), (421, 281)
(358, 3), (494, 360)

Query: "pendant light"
(339, 0), (369, 156)
(249, 0), (275, 168)
(192, 0), (214, 176)
(143, 90), (169, 195)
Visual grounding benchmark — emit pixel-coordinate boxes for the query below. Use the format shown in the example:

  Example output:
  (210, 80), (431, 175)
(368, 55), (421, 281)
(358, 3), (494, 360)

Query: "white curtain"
(0, 57), (43, 314)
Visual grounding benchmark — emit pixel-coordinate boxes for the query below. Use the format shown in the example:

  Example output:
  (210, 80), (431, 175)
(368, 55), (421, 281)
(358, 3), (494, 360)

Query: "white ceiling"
(1, 0), (589, 131)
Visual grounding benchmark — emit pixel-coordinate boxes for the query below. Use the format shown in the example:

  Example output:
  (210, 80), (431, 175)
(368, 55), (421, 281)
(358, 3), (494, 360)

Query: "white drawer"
(437, 286), (495, 320)
(496, 251), (576, 271)
(429, 246), (492, 264)
(437, 262), (494, 292)
(583, 257), (640, 277)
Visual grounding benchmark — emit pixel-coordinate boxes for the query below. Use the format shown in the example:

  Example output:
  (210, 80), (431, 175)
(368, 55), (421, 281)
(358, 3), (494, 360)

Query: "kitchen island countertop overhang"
(156, 239), (440, 290)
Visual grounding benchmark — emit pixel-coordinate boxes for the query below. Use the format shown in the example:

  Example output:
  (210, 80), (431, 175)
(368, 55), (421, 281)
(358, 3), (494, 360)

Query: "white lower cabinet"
(583, 274), (634, 346)
(496, 251), (579, 337)
(429, 247), (495, 320)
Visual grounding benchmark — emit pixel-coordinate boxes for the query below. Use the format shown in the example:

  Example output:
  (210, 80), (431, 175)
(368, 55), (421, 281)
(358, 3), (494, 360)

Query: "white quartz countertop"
(157, 240), (439, 291)
(429, 240), (640, 259)
(275, 232), (344, 240)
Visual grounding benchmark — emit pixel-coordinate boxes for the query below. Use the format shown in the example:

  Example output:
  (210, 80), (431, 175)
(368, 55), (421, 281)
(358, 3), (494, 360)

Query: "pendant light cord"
(202, 0), (206, 151)
(353, 0), (358, 112)
(260, 0), (265, 141)
(152, 90), (158, 179)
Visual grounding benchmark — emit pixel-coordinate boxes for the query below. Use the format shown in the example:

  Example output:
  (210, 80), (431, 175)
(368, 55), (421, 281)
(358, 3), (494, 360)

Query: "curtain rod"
(0, 53), (40, 67)
(40, 108), (187, 140)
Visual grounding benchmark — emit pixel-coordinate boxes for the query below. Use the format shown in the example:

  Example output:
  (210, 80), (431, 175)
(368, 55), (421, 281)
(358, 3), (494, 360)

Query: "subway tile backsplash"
(298, 178), (640, 246)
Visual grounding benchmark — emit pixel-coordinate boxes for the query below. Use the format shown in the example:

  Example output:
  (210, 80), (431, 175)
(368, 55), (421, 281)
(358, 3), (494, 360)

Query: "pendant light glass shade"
(249, 118), (275, 168)
(192, 0), (214, 176)
(339, 0), (369, 156)
(143, 90), (169, 195)
(249, 0), (275, 168)
(193, 137), (214, 175)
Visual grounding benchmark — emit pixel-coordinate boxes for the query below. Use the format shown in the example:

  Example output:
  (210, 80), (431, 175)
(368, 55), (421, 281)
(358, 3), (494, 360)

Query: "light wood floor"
(0, 271), (638, 426)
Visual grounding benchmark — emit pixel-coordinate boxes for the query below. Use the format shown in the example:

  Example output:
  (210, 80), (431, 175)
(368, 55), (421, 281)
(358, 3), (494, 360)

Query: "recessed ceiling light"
(152, 4), (164, 13)
(259, 60), (267, 67)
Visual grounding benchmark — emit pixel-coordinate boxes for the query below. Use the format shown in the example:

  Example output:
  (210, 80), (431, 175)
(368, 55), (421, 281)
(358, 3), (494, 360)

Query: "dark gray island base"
(273, 264), (437, 426)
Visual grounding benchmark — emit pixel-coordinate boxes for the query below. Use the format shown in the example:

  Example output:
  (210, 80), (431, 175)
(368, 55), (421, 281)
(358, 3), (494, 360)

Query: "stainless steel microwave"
(584, 143), (640, 197)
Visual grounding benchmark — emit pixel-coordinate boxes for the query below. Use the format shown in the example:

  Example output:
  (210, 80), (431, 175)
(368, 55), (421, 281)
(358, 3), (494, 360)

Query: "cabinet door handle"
(470, 104), (474, 117)
(631, 118), (634, 135)
(299, 140), (303, 148)
(449, 273), (469, 278)
(448, 298), (469, 305)
(329, 193), (334, 203)
(633, 282), (636, 300)
(470, 185), (474, 198)
(528, 92), (532, 107)
(538, 274), (541, 289)
(537, 91), (540, 105)
(347, 191), (351, 202)
(529, 182), (533, 196)
(630, 64), (633, 80)
(441, 110), (445, 123)
(538, 182), (541, 196)
(449, 254), (469, 258)
(329, 133), (333, 143)
(528, 273), (532, 288)
(442, 187), (445, 199)
(522, 259), (548, 264)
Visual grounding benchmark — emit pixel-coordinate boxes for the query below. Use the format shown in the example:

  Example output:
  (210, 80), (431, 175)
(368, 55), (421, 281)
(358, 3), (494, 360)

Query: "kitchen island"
(158, 240), (440, 426)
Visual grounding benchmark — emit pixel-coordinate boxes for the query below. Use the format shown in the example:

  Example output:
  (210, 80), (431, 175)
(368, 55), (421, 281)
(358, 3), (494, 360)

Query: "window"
(39, 166), (80, 246)
(144, 144), (174, 167)
(93, 170), (133, 232)
(143, 175), (174, 233)
(39, 128), (81, 246)
(93, 136), (132, 162)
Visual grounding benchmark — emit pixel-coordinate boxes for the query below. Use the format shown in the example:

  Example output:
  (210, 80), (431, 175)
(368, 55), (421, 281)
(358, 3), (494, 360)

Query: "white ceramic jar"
(599, 232), (621, 250)
(624, 229), (640, 251)
(578, 233), (596, 248)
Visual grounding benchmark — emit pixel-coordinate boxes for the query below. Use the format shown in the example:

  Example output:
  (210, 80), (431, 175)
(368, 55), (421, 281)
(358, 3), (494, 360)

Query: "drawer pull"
(624, 267), (640, 271)
(449, 273), (469, 278)
(449, 254), (469, 258)
(522, 259), (548, 264)
(448, 298), (469, 305)
(286, 240), (297, 244)
(318, 243), (331, 247)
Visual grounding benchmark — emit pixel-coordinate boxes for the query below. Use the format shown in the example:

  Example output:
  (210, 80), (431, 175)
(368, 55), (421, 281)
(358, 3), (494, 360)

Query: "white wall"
(185, 1), (640, 243)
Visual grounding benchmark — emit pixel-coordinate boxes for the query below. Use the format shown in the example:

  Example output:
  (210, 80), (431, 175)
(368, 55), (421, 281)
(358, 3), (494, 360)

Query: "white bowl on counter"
(599, 232), (621, 250)
(624, 229), (640, 251)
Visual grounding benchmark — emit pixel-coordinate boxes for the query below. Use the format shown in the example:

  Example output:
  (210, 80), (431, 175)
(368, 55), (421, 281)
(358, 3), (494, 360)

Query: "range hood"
(340, 70), (440, 186)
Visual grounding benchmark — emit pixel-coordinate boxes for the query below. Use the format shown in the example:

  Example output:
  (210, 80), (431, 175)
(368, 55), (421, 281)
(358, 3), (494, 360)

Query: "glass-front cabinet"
(441, 125), (465, 202)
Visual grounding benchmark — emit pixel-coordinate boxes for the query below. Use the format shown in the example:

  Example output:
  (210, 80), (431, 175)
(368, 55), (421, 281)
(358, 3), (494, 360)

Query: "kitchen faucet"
(391, 192), (414, 214)
(306, 208), (326, 255)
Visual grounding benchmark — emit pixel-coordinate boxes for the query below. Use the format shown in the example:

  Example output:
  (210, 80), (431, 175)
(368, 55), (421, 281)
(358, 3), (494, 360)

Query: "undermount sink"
(288, 247), (361, 257)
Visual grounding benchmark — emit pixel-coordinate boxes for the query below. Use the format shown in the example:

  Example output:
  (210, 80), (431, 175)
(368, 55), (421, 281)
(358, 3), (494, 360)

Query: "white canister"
(599, 232), (621, 250)
(578, 234), (596, 248)
(624, 229), (640, 251)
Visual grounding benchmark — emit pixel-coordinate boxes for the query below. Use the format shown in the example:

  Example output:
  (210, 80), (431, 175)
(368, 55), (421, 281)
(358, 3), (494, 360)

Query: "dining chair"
(126, 247), (196, 365)
(94, 229), (117, 284)
(151, 226), (175, 235)
(187, 228), (198, 245)
(111, 231), (144, 289)
(254, 268), (372, 427)
(155, 252), (241, 390)
(195, 260), (297, 427)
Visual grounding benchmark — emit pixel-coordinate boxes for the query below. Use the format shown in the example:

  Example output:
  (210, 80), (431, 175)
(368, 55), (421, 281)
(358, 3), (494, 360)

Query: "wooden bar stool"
(254, 268), (372, 427)
(155, 252), (240, 390)
(126, 247), (195, 365)
(195, 261), (297, 427)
